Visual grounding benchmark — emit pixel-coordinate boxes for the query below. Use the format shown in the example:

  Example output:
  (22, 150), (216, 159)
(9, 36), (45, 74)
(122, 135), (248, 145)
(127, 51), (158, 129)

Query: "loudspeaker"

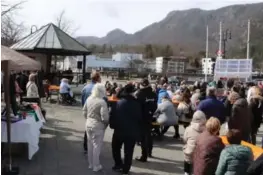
(77, 61), (82, 69)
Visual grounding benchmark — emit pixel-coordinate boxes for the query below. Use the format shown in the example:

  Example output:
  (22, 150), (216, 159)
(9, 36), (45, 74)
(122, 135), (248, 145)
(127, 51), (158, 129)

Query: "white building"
(202, 58), (215, 75)
(112, 52), (143, 62)
(58, 52), (144, 72)
(156, 56), (187, 74)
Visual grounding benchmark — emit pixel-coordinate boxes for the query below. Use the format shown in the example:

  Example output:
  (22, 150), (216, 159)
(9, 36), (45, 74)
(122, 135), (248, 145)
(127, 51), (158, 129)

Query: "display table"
(1, 116), (44, 160)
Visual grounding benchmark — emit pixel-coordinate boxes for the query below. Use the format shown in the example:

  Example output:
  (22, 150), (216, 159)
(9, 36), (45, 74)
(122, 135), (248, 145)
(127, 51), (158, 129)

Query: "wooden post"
(46, 54), (52, 73)
(2, 60), (12, 170)
(82, 55), (86, 84)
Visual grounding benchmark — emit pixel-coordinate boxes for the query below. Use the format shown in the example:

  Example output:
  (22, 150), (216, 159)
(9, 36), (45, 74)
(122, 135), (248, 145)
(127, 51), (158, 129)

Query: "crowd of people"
(81, 71), (263, 175)
(4, 69), (263, 175)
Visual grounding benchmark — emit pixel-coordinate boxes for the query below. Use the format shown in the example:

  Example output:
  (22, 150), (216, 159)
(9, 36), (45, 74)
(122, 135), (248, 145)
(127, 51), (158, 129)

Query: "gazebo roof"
(11, 23), (91, 56)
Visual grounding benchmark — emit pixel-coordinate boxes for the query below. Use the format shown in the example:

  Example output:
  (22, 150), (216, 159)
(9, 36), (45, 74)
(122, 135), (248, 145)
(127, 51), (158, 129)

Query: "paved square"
(11, 103), (263, 175)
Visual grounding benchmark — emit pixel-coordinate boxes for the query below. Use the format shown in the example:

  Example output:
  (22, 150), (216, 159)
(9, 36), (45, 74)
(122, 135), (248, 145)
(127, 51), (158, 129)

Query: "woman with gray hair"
(83, 83), (109, 172)
(26, 73), (39, 97)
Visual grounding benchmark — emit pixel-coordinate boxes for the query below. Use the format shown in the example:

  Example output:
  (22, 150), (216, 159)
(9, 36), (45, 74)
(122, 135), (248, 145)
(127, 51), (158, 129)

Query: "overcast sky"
(7, 0), (263, 37)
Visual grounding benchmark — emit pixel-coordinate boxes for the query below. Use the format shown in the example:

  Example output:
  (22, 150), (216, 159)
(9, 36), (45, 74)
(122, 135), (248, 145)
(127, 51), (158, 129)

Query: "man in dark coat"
(248, 94), (263, 145)
(112, 84), (143, 175)
(228, 92), (252, 142)
(197, 87), (226, 124)
(135, 78), (157, 162)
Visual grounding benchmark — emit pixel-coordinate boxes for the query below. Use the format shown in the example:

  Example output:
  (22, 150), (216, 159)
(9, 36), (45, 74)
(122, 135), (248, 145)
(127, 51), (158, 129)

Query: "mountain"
(76, 3), (263, 54)
(77, 28), (131, 45)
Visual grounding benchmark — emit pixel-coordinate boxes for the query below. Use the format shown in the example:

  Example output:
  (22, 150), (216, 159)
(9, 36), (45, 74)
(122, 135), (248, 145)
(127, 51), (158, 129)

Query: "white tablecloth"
(1, 116), (43, 160)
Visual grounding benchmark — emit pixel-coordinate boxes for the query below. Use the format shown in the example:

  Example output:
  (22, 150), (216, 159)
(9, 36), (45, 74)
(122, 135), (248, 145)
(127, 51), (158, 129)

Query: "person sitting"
(154, 94), (178, 135)
(59, 78), (75, 104)
(215, 129), (253, 175)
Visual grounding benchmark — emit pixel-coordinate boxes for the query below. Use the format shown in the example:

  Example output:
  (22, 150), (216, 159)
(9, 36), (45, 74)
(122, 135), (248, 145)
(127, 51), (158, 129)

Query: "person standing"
(197, 87), (226, 124)
(177, 89), (193, 128)
(83, 83), (109, 172)
(17, 71), (28, 96)
(157, 84), (170, 104)
(81, 71), (101, 154)
(248, 86), (263, 145)
(26, 74), (39, 97)
(112, 84), (143, 175)
(135, 79), (157, 162)
(228, 92), (252, 142)
(183, 110), (206, 175)
(193, 117), (225, 175)
(215, 129), (253, 175)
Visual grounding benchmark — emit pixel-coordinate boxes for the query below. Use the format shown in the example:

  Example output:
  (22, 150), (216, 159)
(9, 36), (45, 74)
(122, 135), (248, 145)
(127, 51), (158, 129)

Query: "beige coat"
(183, 110), (206, 162)
(177, 102), (192, 123)
(26, 81), (39, 97)
(83, 97), (109, 130)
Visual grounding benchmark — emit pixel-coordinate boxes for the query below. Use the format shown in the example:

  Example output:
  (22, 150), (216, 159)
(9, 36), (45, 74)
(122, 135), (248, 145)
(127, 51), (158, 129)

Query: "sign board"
(214, 59), (253, 80)
(202, 58), (214, 75)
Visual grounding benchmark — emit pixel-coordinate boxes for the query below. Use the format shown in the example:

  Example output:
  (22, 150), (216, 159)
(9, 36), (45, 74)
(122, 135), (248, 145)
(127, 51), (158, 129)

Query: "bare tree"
(55, 10), (79, 35)
(1, 16), (25, 46)
(1, 1), (26, 46)
(1, 1), (26, 17)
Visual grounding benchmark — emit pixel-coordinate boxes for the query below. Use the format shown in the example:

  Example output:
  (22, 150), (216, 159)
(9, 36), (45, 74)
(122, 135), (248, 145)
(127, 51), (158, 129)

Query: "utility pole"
(206, 25), (209, 58)
(219, 22), (222, 56)
(246, 19), (251, 82)
(247, 19), (250, 59)
(205, 25), (209, 82)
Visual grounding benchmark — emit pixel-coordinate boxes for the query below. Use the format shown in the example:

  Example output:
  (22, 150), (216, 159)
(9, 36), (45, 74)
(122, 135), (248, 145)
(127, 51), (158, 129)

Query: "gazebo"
(11, 23), (91, 83)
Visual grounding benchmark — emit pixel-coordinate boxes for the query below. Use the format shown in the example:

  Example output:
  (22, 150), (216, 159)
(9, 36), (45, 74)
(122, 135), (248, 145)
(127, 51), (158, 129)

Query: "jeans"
(86, 128), (105, 168)
(112, 131), (136, 174)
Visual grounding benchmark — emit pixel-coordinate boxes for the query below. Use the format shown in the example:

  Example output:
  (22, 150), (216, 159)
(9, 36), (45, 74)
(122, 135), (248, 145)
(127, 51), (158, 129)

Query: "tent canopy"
(1, 46), (41, 71)
(10, 23), (91, 56)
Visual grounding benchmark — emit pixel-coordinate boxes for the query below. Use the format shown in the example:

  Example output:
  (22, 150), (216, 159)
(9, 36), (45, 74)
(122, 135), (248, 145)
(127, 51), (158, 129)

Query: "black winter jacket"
(136, 86), (157, 125)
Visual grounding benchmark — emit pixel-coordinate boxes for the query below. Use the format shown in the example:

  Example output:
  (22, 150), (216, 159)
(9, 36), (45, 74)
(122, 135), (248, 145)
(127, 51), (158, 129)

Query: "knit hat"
(192, 110), (206, 123)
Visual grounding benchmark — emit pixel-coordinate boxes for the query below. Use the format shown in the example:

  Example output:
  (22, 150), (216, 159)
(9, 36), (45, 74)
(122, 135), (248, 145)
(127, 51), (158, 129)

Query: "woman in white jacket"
(26, 73), (39, 97)
(83, 83), (109, 172)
